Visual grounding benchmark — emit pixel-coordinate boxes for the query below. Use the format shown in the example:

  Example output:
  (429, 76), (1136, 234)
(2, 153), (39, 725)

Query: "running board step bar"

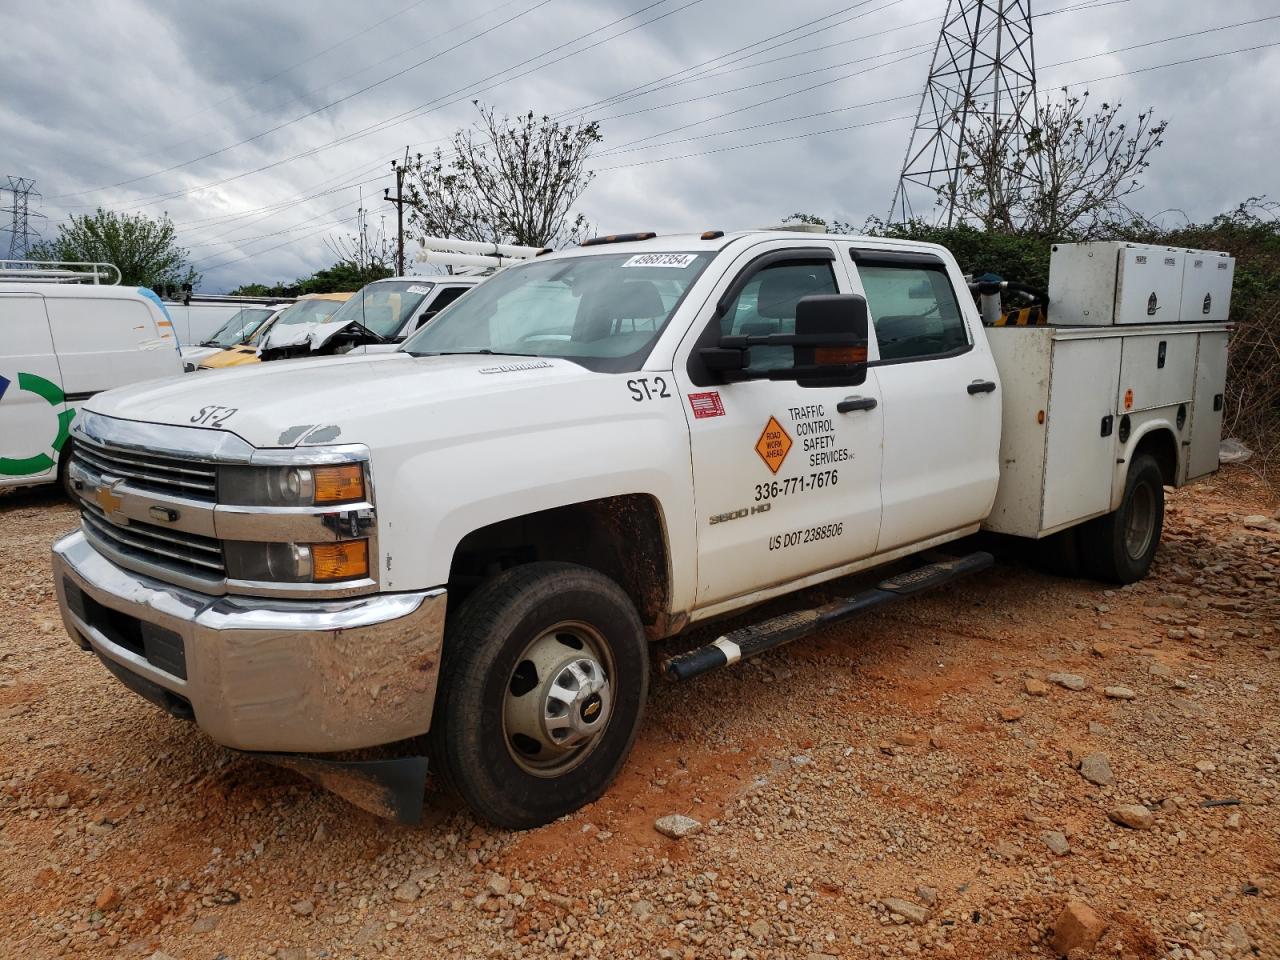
(662, 551), (994, 682)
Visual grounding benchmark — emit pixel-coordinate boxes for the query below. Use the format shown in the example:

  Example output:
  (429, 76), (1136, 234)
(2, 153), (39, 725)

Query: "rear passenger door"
(848, 248), (1001, 553)
(0, 294), (70, 485)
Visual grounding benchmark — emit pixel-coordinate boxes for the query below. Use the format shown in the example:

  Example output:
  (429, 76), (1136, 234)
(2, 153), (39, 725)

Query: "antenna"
(889, 0), (1038, 225)
(2, 176), (47, 259)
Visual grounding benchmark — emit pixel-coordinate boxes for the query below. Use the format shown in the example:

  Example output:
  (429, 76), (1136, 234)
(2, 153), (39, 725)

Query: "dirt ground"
(0, 467), (1276, 960)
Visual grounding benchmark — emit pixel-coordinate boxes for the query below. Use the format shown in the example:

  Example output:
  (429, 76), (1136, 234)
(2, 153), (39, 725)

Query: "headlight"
(225, 540), (369, 583)
(219, 463), (366, 506)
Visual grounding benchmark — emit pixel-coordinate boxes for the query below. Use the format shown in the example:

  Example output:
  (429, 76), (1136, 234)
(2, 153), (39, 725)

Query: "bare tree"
(324, 206), (396, 283)
(404, 103), (601, 249)
(952, 90), (1167, 238)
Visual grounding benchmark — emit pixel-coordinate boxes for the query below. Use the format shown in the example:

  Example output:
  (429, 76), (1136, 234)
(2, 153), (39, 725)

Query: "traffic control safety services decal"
(0, 372), (75, 476)
(755, 416), (792, 474)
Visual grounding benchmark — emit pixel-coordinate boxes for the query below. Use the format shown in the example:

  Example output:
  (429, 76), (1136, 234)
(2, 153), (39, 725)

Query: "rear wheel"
(1080, 453), (1164, 584)
(429, 562), (648, 829)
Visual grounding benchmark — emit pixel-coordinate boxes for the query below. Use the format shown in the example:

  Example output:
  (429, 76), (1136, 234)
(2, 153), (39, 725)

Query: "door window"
(414, 286), (470, 330)
(718, 261), (839, 371)
(858, 265), (969, 361)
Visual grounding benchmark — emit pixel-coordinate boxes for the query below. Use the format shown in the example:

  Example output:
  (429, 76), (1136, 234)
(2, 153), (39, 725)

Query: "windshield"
(401, 252), (713, 371)
(201, 307), (275, 347)
(272, 298), (348, 327)
(323, 280), (435, 339)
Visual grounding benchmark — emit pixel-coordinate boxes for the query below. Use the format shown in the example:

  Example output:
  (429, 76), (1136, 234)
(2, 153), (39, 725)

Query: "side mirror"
(696, 293), (869, 386)
(793, 294), (869, 387)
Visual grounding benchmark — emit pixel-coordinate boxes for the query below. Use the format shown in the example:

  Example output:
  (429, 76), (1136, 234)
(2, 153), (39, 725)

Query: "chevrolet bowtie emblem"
(94, 479), (126, 522)
(583, 701), (600, 718)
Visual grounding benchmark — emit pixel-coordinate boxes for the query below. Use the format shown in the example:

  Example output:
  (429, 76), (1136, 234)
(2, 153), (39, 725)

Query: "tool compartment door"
(1117, 332), (1197, 413)
(1041, 337), (1122, 531)
(1187, 331), (1229, 480)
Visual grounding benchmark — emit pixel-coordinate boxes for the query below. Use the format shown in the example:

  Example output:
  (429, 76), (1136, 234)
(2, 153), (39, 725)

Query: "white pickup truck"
(51, 230), (1232, 827)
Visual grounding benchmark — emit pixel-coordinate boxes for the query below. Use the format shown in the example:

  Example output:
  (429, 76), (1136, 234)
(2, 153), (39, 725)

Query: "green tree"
(405, 103), (601, 248)
(30, 208), (201, 290)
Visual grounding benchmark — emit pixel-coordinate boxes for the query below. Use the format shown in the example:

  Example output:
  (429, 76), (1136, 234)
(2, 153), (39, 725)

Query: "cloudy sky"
(3, 0), (1276, 292)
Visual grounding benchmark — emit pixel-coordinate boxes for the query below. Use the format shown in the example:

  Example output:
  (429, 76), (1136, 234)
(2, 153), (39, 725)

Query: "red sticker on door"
(687, 392), (724, 419)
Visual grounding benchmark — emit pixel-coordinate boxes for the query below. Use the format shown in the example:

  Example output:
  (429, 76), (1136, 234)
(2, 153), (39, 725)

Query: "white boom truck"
(51, 230), (1232, 827)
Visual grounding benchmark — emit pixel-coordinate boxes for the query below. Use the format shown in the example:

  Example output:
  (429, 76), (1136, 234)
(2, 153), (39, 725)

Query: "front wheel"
(429, 562), (649, 829)
(1080, 453), (1165, 584)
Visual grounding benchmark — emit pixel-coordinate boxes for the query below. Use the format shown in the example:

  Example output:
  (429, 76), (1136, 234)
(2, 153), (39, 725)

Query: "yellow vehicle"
(198, 293), (353, 369)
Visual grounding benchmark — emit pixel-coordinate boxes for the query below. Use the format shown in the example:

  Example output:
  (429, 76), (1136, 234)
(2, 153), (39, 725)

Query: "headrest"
(574, 279), (665, 341)
(756, 269), (826, 320)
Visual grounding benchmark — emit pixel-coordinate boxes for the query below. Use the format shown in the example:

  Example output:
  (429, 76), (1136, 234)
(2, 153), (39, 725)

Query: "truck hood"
(83, 352), (592, 448)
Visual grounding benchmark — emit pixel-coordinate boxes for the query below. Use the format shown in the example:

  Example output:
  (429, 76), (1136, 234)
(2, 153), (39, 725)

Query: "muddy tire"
(429, 562), (648, 829)
(1079, 453), (1164, 584)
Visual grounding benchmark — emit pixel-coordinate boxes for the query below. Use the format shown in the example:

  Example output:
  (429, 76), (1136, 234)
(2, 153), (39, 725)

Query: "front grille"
(80, 500), (225, 581)
(72, 436), (217, 501)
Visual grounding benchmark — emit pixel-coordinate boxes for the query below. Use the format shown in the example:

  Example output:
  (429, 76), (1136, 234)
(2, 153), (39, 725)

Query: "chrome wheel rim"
(1124, 482), (1156, 560)
(503, 621), (615, 778)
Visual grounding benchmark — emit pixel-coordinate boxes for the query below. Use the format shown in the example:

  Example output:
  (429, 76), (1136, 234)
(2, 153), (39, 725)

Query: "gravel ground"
(0, 467), (1276, 960)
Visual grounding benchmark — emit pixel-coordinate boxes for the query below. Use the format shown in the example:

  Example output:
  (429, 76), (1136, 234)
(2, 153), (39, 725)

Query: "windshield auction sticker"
(622, 253), (697, 268)
(406, 285), (433, 294)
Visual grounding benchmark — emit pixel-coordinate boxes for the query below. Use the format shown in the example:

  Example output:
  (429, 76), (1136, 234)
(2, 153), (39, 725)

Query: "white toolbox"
(1049, 241), (1191, 325)
(1179, 249), (1235, 323)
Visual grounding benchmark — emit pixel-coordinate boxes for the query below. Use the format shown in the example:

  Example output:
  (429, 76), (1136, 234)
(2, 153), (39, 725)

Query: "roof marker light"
(580, 232), (657, 247)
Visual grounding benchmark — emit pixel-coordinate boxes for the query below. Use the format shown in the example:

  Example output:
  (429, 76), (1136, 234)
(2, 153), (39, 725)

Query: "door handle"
(837, 396), (878, 413)
(967, 380), (997, 395)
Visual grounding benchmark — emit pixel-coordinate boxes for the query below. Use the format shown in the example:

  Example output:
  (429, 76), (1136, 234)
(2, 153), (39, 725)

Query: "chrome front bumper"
(52, 530), (446, 753)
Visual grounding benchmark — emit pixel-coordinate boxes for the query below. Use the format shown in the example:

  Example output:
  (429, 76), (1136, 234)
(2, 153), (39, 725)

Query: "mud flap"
(247, 753), (430, 825)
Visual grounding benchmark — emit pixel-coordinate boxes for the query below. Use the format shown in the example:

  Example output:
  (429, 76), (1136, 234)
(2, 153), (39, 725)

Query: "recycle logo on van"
(0, 372), (76, 476)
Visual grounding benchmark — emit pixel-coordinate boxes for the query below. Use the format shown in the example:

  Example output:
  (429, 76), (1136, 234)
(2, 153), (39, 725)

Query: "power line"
(49, 0), (556, 200)
(113, 0), (442, 165)
(52, 0), (706, 213)
(196, 213), (363, 274)
(592, 36), (1280, 175)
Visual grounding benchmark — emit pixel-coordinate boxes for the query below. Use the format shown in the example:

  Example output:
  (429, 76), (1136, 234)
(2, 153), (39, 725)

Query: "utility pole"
(888, 0), (1038, 225)
(2, 176), (46, 260)
(384, 147), (410, 276)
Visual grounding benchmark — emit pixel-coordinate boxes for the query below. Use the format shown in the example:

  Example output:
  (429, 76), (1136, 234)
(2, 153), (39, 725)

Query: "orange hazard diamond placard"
(755, 416), (792, 474)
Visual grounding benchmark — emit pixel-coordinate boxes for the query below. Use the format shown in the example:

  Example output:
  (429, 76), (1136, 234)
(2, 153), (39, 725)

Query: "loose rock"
(1040, 830), (1071, 856)
(1050, 900), (1107, 956)
(1079, 753), (1115, 787)
(1104, 686), (1136, 700)
(882, 897), (929, 924)
(1108, 804), (1155, 829)
(654, 814), (702, 839)
(1047, 672), (1087, 691)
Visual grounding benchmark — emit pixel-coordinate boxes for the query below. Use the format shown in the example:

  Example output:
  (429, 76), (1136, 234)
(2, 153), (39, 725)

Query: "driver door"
(672, 240), (884, 608)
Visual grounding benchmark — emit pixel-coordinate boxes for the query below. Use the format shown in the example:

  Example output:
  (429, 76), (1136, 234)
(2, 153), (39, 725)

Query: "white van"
(0, 267), (183, 491)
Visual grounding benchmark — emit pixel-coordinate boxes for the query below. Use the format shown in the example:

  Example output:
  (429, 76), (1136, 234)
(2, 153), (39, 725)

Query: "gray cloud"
(3, 0), (1276, 291)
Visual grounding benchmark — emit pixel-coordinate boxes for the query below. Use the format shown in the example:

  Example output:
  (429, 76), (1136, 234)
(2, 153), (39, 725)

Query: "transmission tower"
(2, 176), (46, 259)
(888, 0), (1038, 225)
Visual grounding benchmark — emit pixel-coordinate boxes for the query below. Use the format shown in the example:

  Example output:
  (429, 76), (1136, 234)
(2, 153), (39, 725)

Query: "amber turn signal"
(313, 464), (365, 503)
(814, 345), (868, 365)
(309, 540), (369, 581)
